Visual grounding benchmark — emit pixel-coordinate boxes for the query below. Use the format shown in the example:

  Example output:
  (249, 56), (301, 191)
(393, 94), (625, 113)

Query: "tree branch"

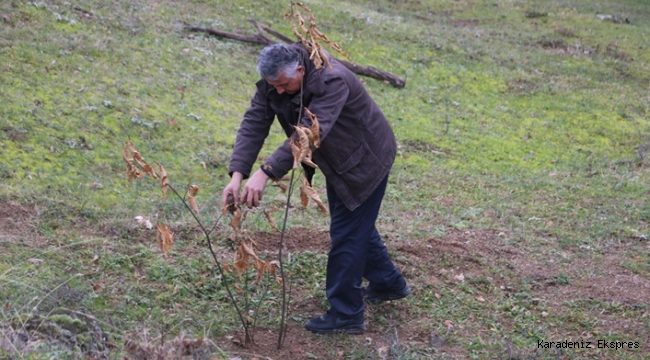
(186, 21), (406, 88)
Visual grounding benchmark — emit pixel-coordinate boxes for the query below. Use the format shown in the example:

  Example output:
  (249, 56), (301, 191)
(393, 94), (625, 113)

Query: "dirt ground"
(216, 227), (650, 359)
(1, 201), (649, 359)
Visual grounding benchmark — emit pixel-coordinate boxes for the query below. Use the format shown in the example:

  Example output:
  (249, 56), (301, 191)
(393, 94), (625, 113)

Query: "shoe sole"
(366, 287), (411, 305)
(306, 324), (366, 335)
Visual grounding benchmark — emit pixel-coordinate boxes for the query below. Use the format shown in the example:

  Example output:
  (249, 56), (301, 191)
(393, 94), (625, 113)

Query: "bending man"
(222, 42), (409, 334)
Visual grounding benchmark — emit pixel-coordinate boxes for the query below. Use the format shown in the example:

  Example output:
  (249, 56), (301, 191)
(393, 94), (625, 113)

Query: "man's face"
(266, 65), (304, 95)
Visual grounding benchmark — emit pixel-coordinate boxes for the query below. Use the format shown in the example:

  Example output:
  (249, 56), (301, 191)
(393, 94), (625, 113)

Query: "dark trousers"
(325, 175), (402, 318)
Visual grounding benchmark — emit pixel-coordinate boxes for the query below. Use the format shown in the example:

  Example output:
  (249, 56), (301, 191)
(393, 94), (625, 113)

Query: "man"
(222, 42), (409, 334)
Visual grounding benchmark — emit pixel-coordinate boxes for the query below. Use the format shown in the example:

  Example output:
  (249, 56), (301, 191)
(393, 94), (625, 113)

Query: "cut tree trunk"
(186, 20), (406, 88)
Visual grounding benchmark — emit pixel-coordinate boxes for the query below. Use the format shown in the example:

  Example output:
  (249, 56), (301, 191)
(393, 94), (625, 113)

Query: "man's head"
(257, 43), (305, 95)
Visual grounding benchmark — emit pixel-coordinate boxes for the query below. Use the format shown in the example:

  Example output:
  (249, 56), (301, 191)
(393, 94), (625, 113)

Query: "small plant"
(120, 113), (329, 348)
(122, 140), (269, 346)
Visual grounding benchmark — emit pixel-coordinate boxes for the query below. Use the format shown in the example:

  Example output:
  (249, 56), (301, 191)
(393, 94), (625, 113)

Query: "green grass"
(1, 0), (650, 358)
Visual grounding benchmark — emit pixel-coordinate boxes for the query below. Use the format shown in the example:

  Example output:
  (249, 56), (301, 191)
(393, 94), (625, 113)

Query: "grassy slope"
(1, 0), (649, 358)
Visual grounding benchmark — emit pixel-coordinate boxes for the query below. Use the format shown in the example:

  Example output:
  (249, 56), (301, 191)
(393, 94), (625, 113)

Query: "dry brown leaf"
(156, 224), (174, 256)
(301, 178), (328, 214)
(255, 259), (265, 283)
(187, 184), (200, 215)
(266, 260), (279, 276)
(240, 240), (259, 260)
(299, 183), (309, 208)
(122, 141), (132, 163)
(230, 207), (242, 232)
(141, 164), (158, 179)
(125, 140), (138, 155)
(285, 2), (347, 69)
(132, 151), (148, 170)
(233, 243), (249, 275)
(263, 209), (278, 230)
(304, 107), (320, 148)
(126, 162), (142, 181)
(223, 261), (233, 274)
(302, 148), (318, 168)
(157, 163), (168, 200)
(293, 126), (310, 165)
(123, 142), (139, 180)
(289, 138), (301, 169)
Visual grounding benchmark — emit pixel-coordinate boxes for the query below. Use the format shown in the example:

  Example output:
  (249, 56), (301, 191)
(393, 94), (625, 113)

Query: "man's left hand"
(241, 169), (269, 208)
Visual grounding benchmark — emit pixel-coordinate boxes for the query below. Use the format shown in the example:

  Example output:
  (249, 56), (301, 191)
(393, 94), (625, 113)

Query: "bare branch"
(185, 22), (406, 88)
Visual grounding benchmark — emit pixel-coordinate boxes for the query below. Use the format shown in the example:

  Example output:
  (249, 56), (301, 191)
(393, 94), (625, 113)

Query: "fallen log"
(186, 20), (406, 88)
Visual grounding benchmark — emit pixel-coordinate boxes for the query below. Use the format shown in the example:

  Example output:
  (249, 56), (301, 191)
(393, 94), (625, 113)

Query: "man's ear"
(298, 65), (305, 75)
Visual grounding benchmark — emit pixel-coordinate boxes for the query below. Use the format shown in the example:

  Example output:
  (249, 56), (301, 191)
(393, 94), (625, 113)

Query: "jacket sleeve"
(262, 77), (350, 179)
(228, 83), (275, 179)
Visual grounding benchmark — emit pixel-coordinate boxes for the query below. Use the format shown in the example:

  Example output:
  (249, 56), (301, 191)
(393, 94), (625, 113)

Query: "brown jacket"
(229, 43), (396, 211)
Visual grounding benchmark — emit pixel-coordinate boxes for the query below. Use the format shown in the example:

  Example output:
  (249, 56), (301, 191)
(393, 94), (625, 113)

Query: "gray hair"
(256, 43), (301, 81)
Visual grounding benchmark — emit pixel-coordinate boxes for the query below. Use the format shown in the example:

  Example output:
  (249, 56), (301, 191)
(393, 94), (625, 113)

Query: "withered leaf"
(126, 162), (142, 181)
(263, 209), (278, 230)
(299, 183), (309, 208)
(286, 2), (347, 70)
(230, 207), (242, 232)
(122, 141), (133, 164)
(302, 148), (318, 168)
(289, 137), (301, 169)
(156, 224), (174, 256)
(222, 261), (233, 274)
(266, 260), (279, 276)
(125, 140), (138, 155)
(301, 176), (328, 214)
(157, 163), (168, 200)
(187, 184), (200, 215)
(132, 151), (147, 169)
(141, 164), (158, 179)
(293, 126), (310, 165)
(240, 239), (259, 259)
(233, 242), (249, 275)
(304, 107), (320, 148)
(254, 259), (265, 283)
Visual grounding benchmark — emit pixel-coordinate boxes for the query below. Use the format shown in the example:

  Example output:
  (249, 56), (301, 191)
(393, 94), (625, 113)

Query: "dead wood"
(186, 20), (406, 88)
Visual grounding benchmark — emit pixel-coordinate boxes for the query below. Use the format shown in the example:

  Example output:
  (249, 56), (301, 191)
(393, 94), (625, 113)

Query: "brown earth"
(214, 227), (650, 359)
(1, 201), (649, 359)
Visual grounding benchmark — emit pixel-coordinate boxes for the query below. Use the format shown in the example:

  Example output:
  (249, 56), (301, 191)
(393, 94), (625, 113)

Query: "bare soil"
(216, 227), (650, 359)
(1, 201), (648, 359)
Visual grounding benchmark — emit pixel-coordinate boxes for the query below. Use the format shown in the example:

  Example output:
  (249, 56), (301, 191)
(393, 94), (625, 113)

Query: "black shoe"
(365, 279), (411, 305)
(305, 311), (366, 334)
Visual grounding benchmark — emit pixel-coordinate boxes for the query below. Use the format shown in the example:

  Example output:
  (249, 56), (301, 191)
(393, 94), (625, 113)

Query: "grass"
(1, 0), (650, 358)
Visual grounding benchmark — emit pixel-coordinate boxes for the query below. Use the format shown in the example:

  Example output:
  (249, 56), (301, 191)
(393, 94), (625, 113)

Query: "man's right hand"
(222, 171), (244, 208)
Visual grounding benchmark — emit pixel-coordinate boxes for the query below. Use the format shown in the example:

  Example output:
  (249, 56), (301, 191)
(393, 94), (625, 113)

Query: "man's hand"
(241, 169), (270, 208)
(222, 172), (244, 207)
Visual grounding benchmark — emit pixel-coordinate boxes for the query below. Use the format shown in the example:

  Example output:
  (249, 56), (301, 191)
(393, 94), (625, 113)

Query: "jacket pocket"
(332, 141), (384, 188)
(334, 141), (367, 174)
